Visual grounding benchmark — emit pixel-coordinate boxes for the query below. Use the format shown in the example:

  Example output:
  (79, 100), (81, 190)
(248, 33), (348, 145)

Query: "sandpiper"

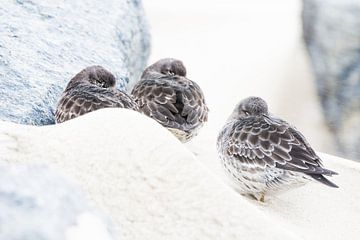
(131, 58), (208, 142)
(217, 96), (338, 201)
(55, 66), (137, 123)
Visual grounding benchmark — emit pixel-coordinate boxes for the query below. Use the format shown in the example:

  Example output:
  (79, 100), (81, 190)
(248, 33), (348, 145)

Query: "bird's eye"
(96, 80), (105, 87)
(243, 110), (250, 116)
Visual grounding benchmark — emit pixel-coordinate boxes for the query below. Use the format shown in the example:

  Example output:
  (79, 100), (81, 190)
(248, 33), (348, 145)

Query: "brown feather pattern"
(55, 66), (138, 123)
(131, 75), (208, 142)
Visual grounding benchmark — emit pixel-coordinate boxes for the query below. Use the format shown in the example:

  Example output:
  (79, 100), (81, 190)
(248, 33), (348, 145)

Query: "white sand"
(1, 109), (359, 240)
(1, 109), (301, 240)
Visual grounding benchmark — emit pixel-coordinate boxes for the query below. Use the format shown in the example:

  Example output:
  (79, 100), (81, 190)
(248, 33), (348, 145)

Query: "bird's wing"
(131, 79), (178, 127)
(180, 80), (209, 126)
(55, 85), (136, 123)
(131, 77), (208, 131)
(224, 117), (336, 176)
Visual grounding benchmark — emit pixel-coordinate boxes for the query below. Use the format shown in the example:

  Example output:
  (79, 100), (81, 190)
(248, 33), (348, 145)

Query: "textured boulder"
(0, 164), (116, 240)
(0, 0), (150, 125)
(302, 0), (360, 160)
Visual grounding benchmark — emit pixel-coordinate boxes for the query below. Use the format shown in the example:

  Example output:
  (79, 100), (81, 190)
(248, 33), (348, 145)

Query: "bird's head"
(229, 96), (269, 120)
(87, 66), (116, 89)
(141, 58), (187, 79)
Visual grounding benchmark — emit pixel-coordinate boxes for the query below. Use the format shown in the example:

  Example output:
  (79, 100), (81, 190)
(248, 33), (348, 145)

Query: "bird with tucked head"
(132, 58), (208, 142)
(217, 96), (338, 202)
(55, 66), (137, 123)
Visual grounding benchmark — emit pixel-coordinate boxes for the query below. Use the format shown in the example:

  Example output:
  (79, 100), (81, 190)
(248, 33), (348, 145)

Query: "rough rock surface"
(302, 0), (360, 160)
(0, 0), (150, 125)
(0, 164), (116, 240)
(1, 108), (360, 240)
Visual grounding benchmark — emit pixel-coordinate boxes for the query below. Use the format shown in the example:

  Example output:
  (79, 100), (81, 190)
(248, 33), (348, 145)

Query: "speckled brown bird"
(55, 66), (138, 123)
(131, 58), (208, 142)
(217, 96), (338, 201)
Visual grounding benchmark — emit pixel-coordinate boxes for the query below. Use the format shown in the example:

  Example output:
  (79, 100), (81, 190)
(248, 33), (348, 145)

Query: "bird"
(217, 96), (338, 202)
(131, 58), (208, 142)
(55, 65), (138, 123)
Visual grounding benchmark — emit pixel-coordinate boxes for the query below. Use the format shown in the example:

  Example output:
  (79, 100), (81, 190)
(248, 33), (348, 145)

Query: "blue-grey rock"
(0, 164), (117, 240)
(302, 0), (360, 160)
(0, 0), (150, 125)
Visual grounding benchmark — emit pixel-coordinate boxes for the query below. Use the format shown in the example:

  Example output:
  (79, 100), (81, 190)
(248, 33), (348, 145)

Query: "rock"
(1, 108), (360, 239)
(302, 0), (360, 160)
(0, 0), (150, 125)
(0, 164), (117, 240)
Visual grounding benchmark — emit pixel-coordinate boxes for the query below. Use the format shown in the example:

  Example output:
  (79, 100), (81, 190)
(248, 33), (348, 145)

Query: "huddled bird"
(55, 65), (138, 123)
(217, 96), (338, 202)
(131, 58), (208, 142)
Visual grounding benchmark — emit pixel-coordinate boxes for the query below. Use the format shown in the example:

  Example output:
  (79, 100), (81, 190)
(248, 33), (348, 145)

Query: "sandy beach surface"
(1, 108), (359, 240)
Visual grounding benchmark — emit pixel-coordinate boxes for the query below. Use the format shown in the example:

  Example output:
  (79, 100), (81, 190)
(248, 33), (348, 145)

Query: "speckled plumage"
(131, 58), (208, 142)
(55, 66), (138, 123)
(217, 97), (338, 201)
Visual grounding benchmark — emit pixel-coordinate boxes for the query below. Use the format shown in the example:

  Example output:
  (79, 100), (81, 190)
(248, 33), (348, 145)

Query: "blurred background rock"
(303, 0), (360, 160)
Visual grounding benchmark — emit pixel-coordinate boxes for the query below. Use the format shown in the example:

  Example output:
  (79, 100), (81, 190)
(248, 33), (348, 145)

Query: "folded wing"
(131, 76), (208, 132)
(56, 85), (137, 123)
(224, 116), (338, 187)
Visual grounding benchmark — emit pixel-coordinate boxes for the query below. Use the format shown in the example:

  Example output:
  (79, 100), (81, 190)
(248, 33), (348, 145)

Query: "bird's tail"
(308, 173), (339, 188)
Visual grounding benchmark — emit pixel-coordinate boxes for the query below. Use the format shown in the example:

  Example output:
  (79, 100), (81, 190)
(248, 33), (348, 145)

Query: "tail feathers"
(308, 173), (339, 188)
(321, 168), (338, 176)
